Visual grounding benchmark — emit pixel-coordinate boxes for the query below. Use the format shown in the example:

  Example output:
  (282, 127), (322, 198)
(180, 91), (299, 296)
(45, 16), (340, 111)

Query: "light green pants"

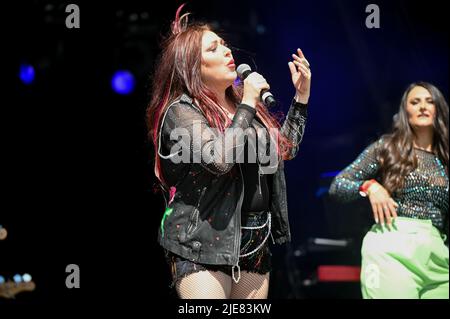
(361, 217), (449, 299)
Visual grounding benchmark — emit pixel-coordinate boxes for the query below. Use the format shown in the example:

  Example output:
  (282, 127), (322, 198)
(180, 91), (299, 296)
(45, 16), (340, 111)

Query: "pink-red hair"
(146, 4), (293, 188)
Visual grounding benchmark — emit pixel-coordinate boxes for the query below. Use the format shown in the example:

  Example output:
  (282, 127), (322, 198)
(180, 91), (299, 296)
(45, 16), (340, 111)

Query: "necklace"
(414, 146), (435, 155)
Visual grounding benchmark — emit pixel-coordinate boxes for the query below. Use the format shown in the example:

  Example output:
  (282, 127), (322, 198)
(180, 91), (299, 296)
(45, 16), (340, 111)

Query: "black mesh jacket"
(157, 93), (307, 266)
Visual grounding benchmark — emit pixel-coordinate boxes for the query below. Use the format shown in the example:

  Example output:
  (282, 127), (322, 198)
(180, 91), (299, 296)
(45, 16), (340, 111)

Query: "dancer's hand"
(366, 181), (399, 228)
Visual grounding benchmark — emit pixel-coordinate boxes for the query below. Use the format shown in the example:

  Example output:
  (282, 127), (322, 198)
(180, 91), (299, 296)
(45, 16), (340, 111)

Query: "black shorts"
(165, 212), (272, 288)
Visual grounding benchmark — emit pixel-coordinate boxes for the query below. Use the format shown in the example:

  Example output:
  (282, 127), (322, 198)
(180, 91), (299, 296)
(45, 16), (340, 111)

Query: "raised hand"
(288, 48), (311, 104)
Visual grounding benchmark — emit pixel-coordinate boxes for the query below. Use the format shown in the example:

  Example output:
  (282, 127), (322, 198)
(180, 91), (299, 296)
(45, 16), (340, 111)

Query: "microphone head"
(236, 64), (252, 79)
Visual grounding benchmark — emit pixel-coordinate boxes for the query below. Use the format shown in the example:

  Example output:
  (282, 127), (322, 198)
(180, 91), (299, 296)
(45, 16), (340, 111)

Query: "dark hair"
(377, 81), (449, 193)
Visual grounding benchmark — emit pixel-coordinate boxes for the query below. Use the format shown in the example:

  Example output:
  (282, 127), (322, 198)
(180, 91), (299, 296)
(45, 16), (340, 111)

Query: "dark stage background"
(1, 0), (448, 310)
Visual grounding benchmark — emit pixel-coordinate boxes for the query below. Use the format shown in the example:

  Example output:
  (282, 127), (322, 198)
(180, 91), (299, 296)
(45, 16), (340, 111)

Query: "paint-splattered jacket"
(157, 93), (307, 267)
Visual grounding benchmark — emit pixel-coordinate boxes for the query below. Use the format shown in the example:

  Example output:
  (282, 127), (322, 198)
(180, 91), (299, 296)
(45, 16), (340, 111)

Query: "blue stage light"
(13, 274), (22, 283)
(22, 273), (32, 282)
(19, 64), (35, 85)
(320, 170), (341, 178)
(111, 70), (135, 95)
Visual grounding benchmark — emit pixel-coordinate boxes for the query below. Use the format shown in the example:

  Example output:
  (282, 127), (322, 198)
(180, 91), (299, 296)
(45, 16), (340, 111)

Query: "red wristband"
(359, 179), (377, 197)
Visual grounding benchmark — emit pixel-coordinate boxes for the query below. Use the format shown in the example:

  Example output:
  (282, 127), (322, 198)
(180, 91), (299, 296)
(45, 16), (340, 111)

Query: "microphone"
(236, 64), (276, 108)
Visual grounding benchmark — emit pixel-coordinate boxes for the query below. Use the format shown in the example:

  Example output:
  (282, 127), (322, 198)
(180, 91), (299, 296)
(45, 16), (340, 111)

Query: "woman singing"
(146, 5), (311, 299)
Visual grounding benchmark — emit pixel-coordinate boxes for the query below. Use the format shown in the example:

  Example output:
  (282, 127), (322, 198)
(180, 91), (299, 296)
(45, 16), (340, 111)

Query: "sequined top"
(329, 139), (449, 233)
